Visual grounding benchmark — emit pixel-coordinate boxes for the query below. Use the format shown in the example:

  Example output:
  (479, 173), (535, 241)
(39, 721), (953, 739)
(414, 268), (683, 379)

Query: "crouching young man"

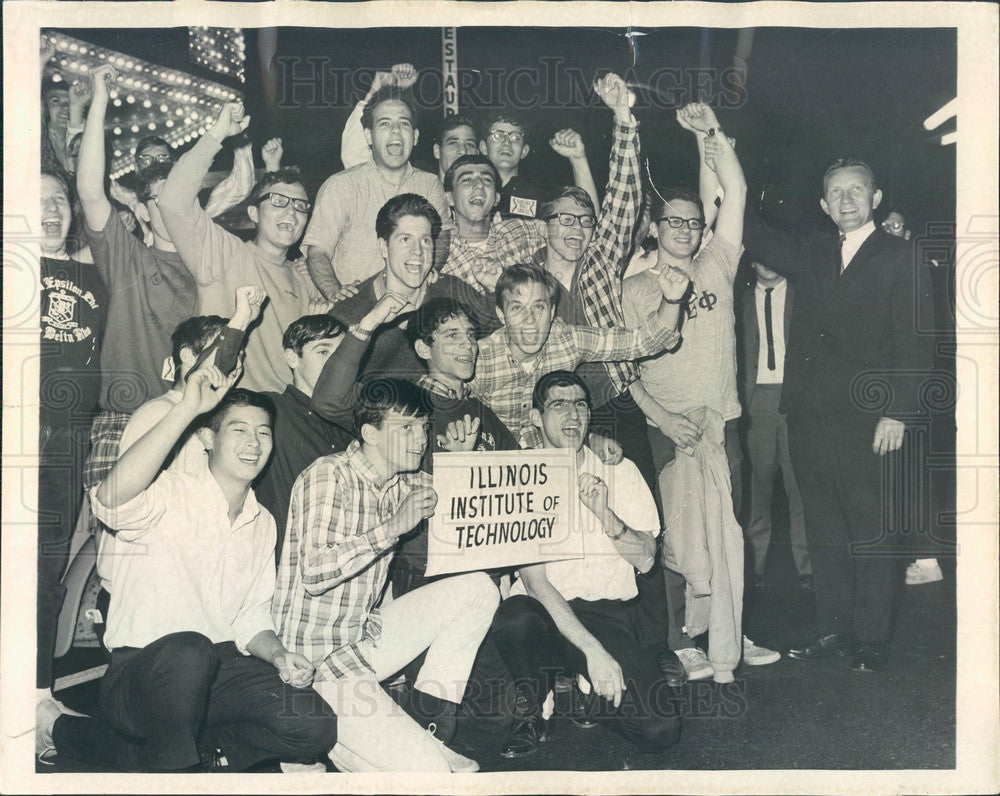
(273, 378), (500, 773)
(70, 364), (338, 771)
(495, 371), (681, 754)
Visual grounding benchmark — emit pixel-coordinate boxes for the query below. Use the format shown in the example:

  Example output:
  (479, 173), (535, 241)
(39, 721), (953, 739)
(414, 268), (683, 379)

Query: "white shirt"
(90, 470), (277, 653)
(840, 220), (876, 272)
(511, 447), (659, 602)
(754, 279), (787, 385)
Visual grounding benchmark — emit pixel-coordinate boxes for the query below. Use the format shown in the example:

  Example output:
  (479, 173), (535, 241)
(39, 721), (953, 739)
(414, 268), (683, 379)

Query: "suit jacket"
(743, 211), (934, 434)
(736, 279), (794, 407)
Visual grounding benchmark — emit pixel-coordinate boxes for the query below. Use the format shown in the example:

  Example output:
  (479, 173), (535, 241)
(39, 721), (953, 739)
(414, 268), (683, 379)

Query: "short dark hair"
(651, 187), (704, 222)
(205, 388), (276, 434)
(436, 113), (478, 143)
(443, 154), (502, 193)
(483, 111), (529, 139)
(135, 135), (171, 161)
(407, 297), (472, 349)
(353, 377), (429, 435)
(282, 314), (348, 355)
(135, 162), (172, 204)
(495, 263), (560, 311)
(822, 158), (877, 194)
(532, 370), (592, 412)
(375, 193), (441, 241)
(249, 167), (307, 206)
(170, 315), (228, 373)
(41, 169), (70, 196)
(360, 86), (415, 130)
(539, 186), (596, 221)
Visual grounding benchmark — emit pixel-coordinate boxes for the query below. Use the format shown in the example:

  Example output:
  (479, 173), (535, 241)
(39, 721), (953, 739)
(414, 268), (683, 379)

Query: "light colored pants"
(314, 572), (499, 772)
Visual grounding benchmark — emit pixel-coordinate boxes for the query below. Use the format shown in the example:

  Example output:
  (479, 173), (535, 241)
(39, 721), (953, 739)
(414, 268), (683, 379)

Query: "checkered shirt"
(532, 119), (642, 393)
(441, 217), (545, 295)
(470, 317), (679, 449)
(273, 441), (431, 682)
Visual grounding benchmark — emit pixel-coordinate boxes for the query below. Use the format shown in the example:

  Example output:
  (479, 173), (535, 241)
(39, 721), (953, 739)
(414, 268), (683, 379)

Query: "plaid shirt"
(273, 441), (431, 682)
(532, 119), (642, 394)
(470, 317), (679, 449)
(441, 217), (545, 294)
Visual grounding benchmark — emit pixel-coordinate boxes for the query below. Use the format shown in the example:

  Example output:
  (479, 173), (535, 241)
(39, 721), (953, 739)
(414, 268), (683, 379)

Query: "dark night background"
(56, 25), (956, 236)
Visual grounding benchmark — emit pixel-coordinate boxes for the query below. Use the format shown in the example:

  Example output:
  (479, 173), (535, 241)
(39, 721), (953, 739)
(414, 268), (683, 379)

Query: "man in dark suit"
(736, 258), (811, 589)
(743, 159), (934, 672)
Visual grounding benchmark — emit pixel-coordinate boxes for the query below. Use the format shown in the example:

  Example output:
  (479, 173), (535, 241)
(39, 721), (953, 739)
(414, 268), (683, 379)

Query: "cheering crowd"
(35, 53), (939, 773)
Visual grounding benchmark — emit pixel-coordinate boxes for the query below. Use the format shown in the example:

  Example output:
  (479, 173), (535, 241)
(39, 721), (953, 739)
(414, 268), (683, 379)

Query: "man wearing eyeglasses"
(621, 103), (781, 683)
(159, 102), (329, 394)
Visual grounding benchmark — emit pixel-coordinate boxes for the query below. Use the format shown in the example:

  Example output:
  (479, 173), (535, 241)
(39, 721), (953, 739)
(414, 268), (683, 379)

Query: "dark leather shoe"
(658, 650), (688, 687)
(852, 644), (888, 673)
(787, 633), (854, 659)
(569, 688), (598, 729)
(500, 713), (548, 758)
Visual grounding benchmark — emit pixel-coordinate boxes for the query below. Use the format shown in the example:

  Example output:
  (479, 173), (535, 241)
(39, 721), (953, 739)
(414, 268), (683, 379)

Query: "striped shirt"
(441, 217), (545, 294)
(273, 440), (431, 681)
(469, 316), (680, 449)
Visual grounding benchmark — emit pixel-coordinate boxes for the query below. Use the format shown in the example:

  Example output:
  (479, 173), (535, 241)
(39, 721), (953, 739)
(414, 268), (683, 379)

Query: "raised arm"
(702, 131), (747, 251)
(519, 563), (626, 707)
(203, 139), (256, 218)
(549, 129), (600, 213)
(96, 361), (240, 508)
(677, 103), (722, 232)
(76, 65), (117, 233)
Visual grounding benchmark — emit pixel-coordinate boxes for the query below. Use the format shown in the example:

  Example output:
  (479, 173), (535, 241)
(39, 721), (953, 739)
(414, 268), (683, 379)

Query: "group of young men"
(35, 56), (936, 773)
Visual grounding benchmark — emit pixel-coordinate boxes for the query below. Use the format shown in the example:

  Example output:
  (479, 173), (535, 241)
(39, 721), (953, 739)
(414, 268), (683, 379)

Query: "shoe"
(713, 669), (735, 684)
(280, 760), (328, 773)
(657, 650), (689, 687)
(500, 713), (548, 759)
(675, 647), (714, 681)
(743, 636), (781, 666)
(787, 633), (854, 659)
(852, 644), (887, 673)
(569, 687), (598, 729)
(328, 743), (378, 773)
(50, 714), (97, 766)
(429, 734), (480, 773)
(906, 560), (943, 585)
(35, 696), (63, 761)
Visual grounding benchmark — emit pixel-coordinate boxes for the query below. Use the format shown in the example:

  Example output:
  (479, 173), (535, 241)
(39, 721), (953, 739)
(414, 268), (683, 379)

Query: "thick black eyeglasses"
(658, 216), (705, 230)
(543, 212), (597, 228)
(259, 192), (311, 213)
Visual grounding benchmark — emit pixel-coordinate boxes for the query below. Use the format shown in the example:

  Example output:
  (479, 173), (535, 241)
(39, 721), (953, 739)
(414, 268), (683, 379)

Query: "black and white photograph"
(1, 1), (997, 793)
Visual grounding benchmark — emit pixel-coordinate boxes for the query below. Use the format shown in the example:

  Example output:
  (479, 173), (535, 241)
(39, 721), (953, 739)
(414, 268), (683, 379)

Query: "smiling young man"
(494, 370), (681, 755)
(311, 193), (498, 423)
(158, 102), (328, 394)
(55, 368), (339, 772)
(469, 261), (689, 450)
(304, 86), (449, 300)
(275, 378), (499, 772)
(254, 315), (354, 561)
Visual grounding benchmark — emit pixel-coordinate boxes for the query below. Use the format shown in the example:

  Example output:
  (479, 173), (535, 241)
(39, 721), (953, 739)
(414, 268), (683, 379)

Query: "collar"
(247, 241), (290, 267)
(345, 439), (401, 492)
(418, 374), (470, 400)
(841, 220), (876, 248)
(366, 159), (414, 190)
(284, 384), (313, 409)
(203, 468), (261, 527)
(756, 278), (786, 295)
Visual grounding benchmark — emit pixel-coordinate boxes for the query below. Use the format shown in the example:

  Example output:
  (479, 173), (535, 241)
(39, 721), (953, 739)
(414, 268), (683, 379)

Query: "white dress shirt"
(755, 278), (787, 384)
(840, 220), (876, 271)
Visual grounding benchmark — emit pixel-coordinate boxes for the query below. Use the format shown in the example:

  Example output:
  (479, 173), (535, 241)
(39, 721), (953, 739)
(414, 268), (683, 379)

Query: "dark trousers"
(745, 385), (810, 577)
(590, 393), (672, 658)
(788, 405), (897, 645)
(491, 595), (681, 753)
(38, 423), (89, 689)
(648, 419), (744, 650)
(95, 632), (338, 772)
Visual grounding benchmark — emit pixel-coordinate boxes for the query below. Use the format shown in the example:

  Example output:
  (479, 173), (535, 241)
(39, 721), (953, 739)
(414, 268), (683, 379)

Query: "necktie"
(764, 287), (776, 371)
(837, 232), (847, 271)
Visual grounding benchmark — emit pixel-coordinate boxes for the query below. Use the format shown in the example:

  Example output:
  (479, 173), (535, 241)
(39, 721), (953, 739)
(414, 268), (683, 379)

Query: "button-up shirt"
(442, 217), (545, 294)
(273, 441), (431, 682)
(470, 316), (679, 449)
(755, 279), (787, 384)
(840, 221), (876, 271)
(90, 470), (277, 654)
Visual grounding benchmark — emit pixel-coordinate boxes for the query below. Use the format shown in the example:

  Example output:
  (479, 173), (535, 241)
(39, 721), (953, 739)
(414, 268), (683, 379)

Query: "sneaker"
(328, 743), (378, 773)
(743, 636), (781, 666)
(675, 647), (714, 681)
(906, 560), (943, 586)
(35, 696), (63, 761)
(713, 669), (735, 684)
(429, 733), (479, 773)
(280, 760), (328, 773)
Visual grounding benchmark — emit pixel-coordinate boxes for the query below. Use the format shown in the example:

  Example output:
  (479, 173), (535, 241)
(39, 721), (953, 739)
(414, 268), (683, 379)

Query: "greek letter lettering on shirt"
(683, 287), (718, 320)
